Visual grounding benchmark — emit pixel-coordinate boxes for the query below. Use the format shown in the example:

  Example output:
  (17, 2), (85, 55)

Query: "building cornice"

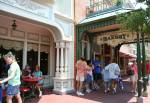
(55, 12), (75, 23)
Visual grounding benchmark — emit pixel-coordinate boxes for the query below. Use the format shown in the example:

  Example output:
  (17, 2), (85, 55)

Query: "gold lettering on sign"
(96, 31), (136, 47)
(102, 34), (126, 41)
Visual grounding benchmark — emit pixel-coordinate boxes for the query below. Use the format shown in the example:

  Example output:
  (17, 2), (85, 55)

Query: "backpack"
(127, 69), (134, 76)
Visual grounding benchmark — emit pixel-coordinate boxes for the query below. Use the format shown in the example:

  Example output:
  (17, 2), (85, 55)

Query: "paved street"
(26, 77), (150, 103)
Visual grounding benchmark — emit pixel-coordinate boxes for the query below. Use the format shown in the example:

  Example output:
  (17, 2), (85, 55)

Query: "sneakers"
(107, 88), (110, 92)
(104, 90), (107, 93)
(121, 86), (124, 90)
(104, 88), (110, 93)
(76, 91), (84, 96)
(131, 90), (136, 93)
(94, 85), (100, 90)
(112, 88), (116, 95)
(134, 92), (138, 97)
(86, 89), (92, 93)
(39, 91), (42, 97)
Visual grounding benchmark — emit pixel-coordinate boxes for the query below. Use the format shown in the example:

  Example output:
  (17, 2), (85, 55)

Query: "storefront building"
(75, 0), (150, 75)
(0, 0), (74, 94)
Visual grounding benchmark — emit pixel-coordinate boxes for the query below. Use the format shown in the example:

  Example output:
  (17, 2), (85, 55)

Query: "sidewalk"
(26, 78), (150, 103)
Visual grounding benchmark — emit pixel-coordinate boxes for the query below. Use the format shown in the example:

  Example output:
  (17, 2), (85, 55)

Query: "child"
(32, 65), (44, 97)
(85, 63), (93, 93)
(102, 66), (110, 93)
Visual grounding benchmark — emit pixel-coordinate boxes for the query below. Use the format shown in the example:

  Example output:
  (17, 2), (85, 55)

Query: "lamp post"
(137, 33), (142, 98)
(141, 32), (148, 97)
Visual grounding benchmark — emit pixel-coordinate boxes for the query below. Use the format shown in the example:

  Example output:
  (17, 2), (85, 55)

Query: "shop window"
(27, 43), (38, 72)
(40, 52), (48, 75)
(27, 50), (38, 72)
(40, 45), (49, 75)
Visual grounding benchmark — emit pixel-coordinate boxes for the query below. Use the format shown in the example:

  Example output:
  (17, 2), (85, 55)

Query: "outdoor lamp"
(12, 20), (17, 30)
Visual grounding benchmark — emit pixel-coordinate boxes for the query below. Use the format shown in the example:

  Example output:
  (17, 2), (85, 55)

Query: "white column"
(87, 42), (90, 60)
(81, 41), (84, 57)
(23, 41), (27, 69)
(64, 43), (68, 72)
(60, 42), (64, 74)
(38, 44), (40, 66)
(56, 43), (60, 75)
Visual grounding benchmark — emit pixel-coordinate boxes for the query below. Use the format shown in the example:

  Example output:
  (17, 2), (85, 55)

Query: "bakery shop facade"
(76, 1), (140, 75)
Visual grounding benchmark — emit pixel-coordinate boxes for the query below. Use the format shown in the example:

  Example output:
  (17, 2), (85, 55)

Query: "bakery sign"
(96, 31), (137, 47)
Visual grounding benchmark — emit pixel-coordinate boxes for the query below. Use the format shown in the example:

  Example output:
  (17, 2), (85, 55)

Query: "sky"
(129, 0), (147, 9)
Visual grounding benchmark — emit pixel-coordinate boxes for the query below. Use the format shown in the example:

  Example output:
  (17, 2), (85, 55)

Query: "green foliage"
(116, 0), (122, 6)
(116, 9), (150, 39)
(137, 0), (145, 2)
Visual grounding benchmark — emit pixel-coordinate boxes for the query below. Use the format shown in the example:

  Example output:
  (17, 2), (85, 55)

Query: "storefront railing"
(86, 0), (122, 17)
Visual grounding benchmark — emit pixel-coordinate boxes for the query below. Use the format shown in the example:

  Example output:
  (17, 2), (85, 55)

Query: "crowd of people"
(75, 57), (122, 96)
(0, 51), (150, 103)
(75, 57), (150, 96)
(0, 52), (44, 103)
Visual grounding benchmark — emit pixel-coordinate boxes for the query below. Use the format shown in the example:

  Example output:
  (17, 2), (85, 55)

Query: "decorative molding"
(40, 45), (49, 53)
(0, 26), (8, 36)
(41, 35), (50, 43)
(55, 12), (74, 23)
(11, 30), (25, 38)
(27, 43), (38, 51)
(0, 39), (23, 50)
(0, 0), (51, 19)
(55, 18), (72, 37)
(63, 82), (68, 88)
(27, 33), (39, 41)
(55, 82), (61, 89)
(53, 78), (74, 94)
(60, 42), (65, 48)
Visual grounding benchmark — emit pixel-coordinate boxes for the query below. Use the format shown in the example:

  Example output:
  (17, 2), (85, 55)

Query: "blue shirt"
(92, 60), (102, 73)
(33, 71), (43, 84)
(102, 69), (110, 82)
(33, 71), (42, 78)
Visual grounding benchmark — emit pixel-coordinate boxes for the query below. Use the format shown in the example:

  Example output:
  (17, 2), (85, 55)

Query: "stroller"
(111, 75), (124, 94)
(116, 75), (124, 91)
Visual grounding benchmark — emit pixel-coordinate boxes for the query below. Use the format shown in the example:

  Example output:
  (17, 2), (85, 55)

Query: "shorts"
(130, 75), (138, 82)
(76, 75), (84, 82)
(7, 85), (20, 96)
(85, 74), (93, 84)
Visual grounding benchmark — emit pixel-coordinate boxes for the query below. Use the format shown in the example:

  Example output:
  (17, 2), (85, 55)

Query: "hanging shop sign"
(96, 31), (137, 47)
